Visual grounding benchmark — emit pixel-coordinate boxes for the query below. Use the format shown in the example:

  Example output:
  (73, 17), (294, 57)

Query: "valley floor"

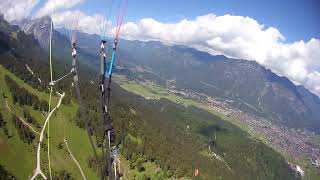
(114, 74), (320, 180)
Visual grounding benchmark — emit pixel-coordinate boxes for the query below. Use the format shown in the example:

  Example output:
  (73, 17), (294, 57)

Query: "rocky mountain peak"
(0, 14), (4, 21)
(19, 16), (52, 49)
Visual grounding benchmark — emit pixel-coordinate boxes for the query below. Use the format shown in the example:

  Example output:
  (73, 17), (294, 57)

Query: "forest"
(11, 113), (35, 144)
(69, 66), (299, 179)
(102, 86), (298, 179)
(0, 165), (16, 180)
(5, 75), (49, 112)
(0, 111), (9, 136)
(23, 108), (41, 128)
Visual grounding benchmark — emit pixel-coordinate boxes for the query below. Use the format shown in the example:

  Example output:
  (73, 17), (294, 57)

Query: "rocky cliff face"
(19, 16), (51, 49)
(19, 16), (70, 52)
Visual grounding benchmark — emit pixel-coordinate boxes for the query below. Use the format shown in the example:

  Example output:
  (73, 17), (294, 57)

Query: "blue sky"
(31, 0), (320, 42)
(72, 0), (320, 42)
(2, 0), (320, 95)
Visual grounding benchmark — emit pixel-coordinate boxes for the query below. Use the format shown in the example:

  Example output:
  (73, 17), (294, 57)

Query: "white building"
(296, 165), (304, 177)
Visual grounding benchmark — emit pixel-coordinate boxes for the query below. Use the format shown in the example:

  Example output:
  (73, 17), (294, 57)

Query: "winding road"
(30, 92), (65, 180)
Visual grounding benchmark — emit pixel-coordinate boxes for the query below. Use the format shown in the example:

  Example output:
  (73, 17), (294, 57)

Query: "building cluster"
(207, 97), (320, 168)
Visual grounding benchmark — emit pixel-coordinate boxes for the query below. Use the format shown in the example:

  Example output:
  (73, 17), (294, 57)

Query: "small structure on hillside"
(311, 158), (320, 168)
(288, 162), (304, 177)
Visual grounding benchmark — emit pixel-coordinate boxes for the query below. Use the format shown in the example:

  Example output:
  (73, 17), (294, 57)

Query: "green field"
(0, 65), (98, 179)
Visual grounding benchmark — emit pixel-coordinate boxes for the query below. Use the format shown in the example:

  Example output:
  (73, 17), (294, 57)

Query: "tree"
(0, 112), (9, 136)
(11, 114), (35, 144)
(0, 165), (16, 180)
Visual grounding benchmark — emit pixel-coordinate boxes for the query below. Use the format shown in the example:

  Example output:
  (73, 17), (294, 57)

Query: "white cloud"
(0, 0), (39, 21)
(36, 0), (84, 17)
(119, 14), (320, 96)
(52, 10), (112, 35)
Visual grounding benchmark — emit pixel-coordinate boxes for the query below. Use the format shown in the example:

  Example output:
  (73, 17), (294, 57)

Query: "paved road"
(5, 98), (40, 135)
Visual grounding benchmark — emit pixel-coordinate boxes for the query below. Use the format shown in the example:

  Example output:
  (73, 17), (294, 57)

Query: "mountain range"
(15, 16), (320, 133)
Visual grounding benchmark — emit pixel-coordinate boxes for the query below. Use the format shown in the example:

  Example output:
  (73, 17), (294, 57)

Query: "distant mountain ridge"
(16, 17), (320, 133)
(69, 29), (320, 132)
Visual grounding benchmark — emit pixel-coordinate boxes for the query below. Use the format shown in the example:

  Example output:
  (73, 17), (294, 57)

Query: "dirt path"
(26, 64), (42, 83)
(31, 92), (65, 180)
(63, 112), (86, 180)
(5, 98), (40, 135)
(64, 139), (87, 180)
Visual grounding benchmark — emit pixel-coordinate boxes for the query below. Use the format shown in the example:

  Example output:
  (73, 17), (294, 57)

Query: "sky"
(110, 0), (320, 42)
(29, 0), (320, 42)
(0, 0), (320, 96)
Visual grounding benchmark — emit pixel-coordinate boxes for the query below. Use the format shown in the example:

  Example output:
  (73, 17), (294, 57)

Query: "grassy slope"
(0, 65), (98, 179)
